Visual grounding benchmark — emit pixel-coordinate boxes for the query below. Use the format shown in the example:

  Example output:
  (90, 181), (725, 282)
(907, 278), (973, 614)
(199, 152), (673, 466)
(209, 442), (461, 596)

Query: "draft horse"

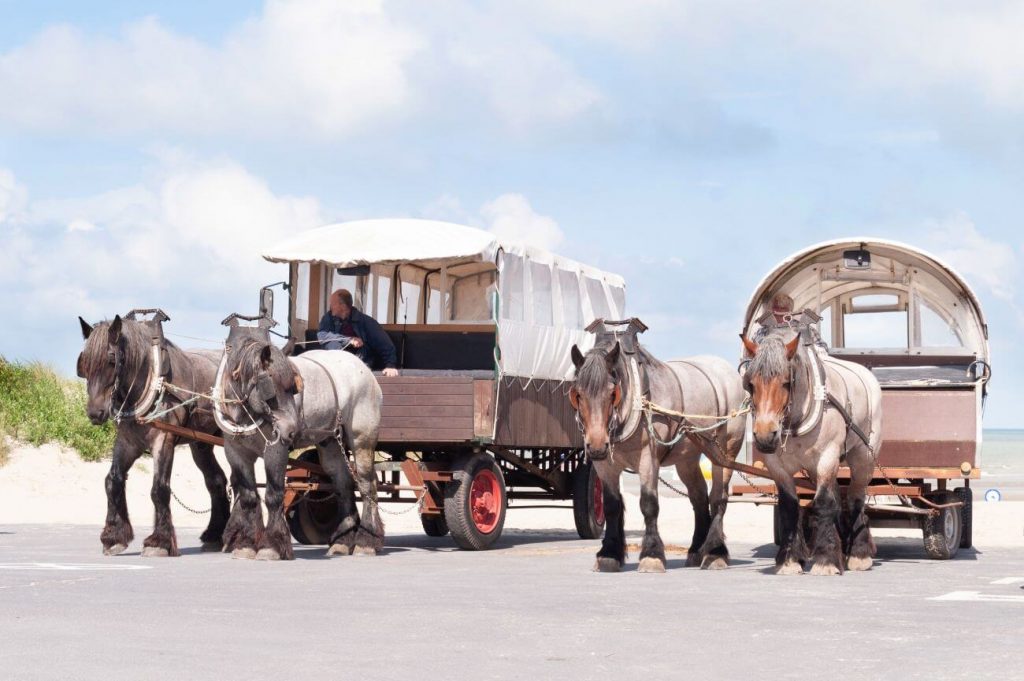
(569, 320), (745, 572)
(214, 318), (383, 560)
(741, 324), (882, 574)
(77, 312), (230, 556)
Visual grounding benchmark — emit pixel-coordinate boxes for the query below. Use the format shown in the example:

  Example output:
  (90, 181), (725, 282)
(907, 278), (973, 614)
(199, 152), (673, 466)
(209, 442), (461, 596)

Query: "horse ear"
(785, 334), (800, 360)
(79, 316), (93, 340)
(568, 386), (579, 410)
(293, 374), (304, 394)
(740, 335), (758, 357)
(260, 344), (274, 370)
(570, 344), (585, 369)
(606, 341), (621, 367)
(107, 316), (122, 344)
(612, 383), (623, 407)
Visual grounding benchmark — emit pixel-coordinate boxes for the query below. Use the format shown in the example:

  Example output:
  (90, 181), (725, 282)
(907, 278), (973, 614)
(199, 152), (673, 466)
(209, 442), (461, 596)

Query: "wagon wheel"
(444, 453), (507, 550)
(954, 486), (973, 549)
(286, 450), (343, 546)
(920, 491), (962, 560)
(420, 479), (449, 537)
(572, 459), (605, 540)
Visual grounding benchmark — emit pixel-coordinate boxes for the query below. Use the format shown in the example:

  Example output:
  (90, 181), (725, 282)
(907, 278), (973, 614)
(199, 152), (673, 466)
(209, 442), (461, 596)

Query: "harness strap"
(294, 355), (346, 444)
(825, 392), (872, 449)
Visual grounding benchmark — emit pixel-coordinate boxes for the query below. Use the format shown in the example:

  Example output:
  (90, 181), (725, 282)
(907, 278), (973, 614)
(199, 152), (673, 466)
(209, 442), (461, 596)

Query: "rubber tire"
(444, 453), (507, 550)
(420, 510), (449, 537)
(772, 504), (782, 546)
(954, 486), (973, 549)
(572, 460), (605, 540)
(922, 491), (962, 560)
(286, 450), (344, 546)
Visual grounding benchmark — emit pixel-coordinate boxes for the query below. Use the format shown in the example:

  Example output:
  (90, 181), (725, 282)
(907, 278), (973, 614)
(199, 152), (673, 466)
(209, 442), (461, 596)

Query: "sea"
(979, 429), (1024, 501)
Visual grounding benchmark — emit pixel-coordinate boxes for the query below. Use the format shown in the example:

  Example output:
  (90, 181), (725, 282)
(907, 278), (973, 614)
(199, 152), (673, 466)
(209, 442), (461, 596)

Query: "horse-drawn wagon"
(732, 239), (991, 559)
(255, 219), (625, 549)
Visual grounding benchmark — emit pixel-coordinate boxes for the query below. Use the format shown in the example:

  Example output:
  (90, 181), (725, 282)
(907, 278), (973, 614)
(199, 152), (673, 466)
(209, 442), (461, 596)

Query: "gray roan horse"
(214, 319), (383, 560)
(741, 321), (882, 575)
(569, 319), (745, 573)
(77, 313), (230, 556)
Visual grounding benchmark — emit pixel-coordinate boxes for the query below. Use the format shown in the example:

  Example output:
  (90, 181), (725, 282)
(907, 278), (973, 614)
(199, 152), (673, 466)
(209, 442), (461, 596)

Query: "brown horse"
(78, 314), (230, 556)
(741, 325), (882, 575)
(569, 321), (745, 572)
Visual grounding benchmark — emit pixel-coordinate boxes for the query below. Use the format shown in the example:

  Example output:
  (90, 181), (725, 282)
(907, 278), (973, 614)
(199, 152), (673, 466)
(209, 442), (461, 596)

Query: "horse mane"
(81, 319), (179, 377)
(749, 334), (790, 379)
(575, 342), (618, 397)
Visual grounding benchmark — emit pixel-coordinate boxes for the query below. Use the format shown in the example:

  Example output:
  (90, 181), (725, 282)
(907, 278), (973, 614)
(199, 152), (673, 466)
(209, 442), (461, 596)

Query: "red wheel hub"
(592, 475), (605, 526)
(470, 468), (502, 534)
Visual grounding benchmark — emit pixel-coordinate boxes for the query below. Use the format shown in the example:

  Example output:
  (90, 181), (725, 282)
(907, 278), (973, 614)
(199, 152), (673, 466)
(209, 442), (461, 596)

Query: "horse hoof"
(593, 557), (622, 573)
(201, 541), (224, 552)
(141, 546), (170, 558)
(103, 543), (128, 557)
(685, 552), (701, 568)
(701, 555), (729, 570)
(847, 555), (873, 571)
(353, 545), (378, 557)
(809, 561), (842, 576)
(327, 543), (353, 557)
(255, 548), (280, 561)
(638, 557), (666, 573)
(776, 560), (804, 575)
(232, 547), (257, 560)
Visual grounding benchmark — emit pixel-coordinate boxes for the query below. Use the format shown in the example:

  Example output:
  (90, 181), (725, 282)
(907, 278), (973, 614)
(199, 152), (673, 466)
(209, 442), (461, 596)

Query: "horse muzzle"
(586, 446), (610, 461)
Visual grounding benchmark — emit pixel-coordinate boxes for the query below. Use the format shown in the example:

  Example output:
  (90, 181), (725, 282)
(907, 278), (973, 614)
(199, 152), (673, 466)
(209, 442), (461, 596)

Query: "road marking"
(930, 591), (1024, 603)
(991, 577), (1024, 585)
(0, 562), (152, 571)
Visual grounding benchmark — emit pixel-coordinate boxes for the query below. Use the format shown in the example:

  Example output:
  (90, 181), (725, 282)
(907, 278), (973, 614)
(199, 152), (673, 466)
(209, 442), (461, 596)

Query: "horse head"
(740, 332), (800, 453)
(569, 341), (623, 461)
(77, 315), (128, 424)
(219, 326), (302, 445)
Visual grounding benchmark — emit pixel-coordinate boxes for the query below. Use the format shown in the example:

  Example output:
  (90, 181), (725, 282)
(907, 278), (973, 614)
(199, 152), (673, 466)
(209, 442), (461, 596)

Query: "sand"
(1, 439), (1021, 550)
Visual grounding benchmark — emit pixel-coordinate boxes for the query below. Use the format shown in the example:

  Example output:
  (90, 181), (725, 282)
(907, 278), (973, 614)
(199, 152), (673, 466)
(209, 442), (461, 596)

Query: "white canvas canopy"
(742, 238), (990, 364)
(263, 219), (626, 380)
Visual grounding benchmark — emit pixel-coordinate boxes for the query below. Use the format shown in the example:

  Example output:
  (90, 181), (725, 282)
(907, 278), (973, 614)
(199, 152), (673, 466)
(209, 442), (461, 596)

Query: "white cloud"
(930, 212), (1019, 303)
(0, 168), (28, 223)
(0, 159), (323, 365)
(480, 194), (564, 252)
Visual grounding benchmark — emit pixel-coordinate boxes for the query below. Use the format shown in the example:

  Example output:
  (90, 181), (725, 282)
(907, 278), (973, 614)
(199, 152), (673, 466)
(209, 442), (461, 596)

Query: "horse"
(214, 322), (383, 560)
(569, 323), (746, 573)
(741, 325), (882, 575)
(77, 314), (230, 556)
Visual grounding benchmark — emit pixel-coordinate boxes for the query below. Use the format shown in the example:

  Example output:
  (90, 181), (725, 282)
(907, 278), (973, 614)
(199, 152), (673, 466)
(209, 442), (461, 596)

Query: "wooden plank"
(379, 383), (475, 396)
(378, 427), (474, 442)
(306, 264), (322, 331)
(380, 323), (496, 334)
(384, 394), (474, 407)
(380, 416), (473, 429)
(375, 376), (475, 385)
(474, 379), (496, 437)
(149, 420), (226, 448)
(381, 405), (474, 418)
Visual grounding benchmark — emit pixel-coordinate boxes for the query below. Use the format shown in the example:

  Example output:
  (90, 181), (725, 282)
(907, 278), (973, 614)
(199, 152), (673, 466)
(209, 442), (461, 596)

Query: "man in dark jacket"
(318, 289), (399, 376)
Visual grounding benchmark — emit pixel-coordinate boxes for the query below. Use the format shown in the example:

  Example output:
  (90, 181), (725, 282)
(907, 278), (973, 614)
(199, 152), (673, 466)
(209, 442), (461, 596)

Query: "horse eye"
(783, 381), (792, 390)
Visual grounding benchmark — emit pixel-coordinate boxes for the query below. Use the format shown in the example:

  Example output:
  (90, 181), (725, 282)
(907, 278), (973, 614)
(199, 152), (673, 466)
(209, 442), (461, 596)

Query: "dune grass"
(0, 357), (115, 463)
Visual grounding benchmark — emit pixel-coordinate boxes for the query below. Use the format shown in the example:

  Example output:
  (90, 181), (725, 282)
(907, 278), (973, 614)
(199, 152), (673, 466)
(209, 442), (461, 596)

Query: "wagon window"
(424, 272), (450, 324)
(331, 270), (359, 308)
(585, 277), (611, 321)
(919, 301), (961, 347)
(295, 262), (310, 325)
(371, 272), (391, 322)
(529, 262), (553, 326)
(451, 271), (495, 321)
(844, 294), (907, 347)
(395, 267), (422, 324)
(501, 254), (525, 321)
(558, 270), (582, 328)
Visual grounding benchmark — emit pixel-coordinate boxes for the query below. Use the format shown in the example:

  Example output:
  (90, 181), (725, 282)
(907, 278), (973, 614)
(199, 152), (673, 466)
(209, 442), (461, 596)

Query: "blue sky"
(1, 1), (1022, 426)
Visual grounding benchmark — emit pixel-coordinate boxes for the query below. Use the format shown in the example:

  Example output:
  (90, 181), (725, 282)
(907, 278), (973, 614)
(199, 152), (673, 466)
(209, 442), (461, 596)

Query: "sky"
(1, 1), (1022, 427)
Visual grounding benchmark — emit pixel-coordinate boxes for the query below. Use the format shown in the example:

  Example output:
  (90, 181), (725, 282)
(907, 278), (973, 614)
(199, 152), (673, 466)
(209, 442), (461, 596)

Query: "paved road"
(1, 525), (1021, 681)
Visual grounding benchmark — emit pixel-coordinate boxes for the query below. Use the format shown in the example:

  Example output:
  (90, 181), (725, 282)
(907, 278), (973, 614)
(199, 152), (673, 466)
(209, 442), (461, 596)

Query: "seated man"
(318, 289), (399, 377)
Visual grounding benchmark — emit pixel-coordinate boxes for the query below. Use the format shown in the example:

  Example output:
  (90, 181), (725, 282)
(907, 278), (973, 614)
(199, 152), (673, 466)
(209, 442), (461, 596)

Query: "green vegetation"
(0, 358), (115, 463)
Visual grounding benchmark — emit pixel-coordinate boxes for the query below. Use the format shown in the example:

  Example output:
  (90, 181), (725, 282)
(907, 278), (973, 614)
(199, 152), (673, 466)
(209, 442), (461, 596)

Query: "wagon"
(254, 219), (625, 549)
(730, 239), (991, 559)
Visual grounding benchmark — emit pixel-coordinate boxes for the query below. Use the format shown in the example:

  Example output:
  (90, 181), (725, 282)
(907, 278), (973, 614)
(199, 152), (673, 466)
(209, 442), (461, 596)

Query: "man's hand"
(382, 367), (399, 377)
(349, 337), (364, 348)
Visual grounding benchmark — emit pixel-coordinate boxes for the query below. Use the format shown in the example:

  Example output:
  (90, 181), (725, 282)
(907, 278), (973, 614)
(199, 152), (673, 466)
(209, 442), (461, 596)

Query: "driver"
(318, 289), (399, 377)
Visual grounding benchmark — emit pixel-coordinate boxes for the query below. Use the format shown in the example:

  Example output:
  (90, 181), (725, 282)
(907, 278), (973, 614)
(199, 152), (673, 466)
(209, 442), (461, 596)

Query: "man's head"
(330, 289), (354, 319)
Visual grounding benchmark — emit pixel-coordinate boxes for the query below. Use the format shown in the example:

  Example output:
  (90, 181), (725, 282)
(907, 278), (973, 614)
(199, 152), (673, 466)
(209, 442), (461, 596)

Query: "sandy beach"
(2, 439), (1021, 550)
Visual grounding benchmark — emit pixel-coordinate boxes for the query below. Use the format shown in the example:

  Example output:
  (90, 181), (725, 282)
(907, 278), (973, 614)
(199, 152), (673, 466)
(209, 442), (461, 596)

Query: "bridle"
(213, 341), (282, 439)
(570, 375), (624, 461)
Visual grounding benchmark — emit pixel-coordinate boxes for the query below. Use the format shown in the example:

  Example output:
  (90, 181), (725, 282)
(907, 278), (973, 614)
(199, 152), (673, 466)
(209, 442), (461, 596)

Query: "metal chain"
(171, 485), (233, 516)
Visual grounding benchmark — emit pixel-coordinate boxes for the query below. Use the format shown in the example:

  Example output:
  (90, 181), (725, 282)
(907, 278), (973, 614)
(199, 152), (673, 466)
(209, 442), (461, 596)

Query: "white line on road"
(930, 591), (1024, 603)
(990, 577), (1024, 585)
(0, 563), (152, 571)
